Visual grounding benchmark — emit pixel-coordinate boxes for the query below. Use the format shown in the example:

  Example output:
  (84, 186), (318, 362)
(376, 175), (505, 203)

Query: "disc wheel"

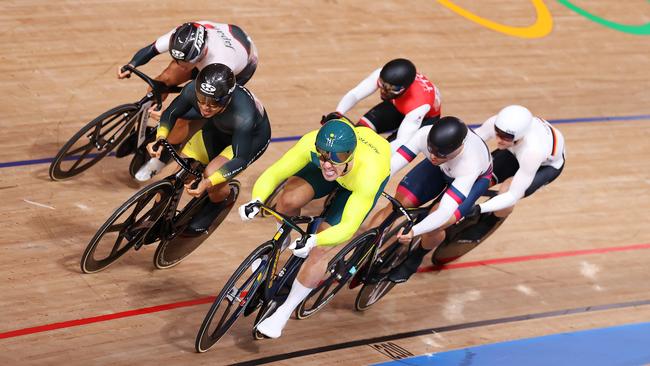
(153, 180), (240, 269)
(50, 104), (139, 180)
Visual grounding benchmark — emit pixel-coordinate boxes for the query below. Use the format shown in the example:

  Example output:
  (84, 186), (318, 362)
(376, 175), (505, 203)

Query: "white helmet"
(494, 105), (533, 141)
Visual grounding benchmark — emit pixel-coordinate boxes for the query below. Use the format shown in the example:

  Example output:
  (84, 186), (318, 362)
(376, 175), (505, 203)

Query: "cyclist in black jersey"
(147, 63), (270, 234)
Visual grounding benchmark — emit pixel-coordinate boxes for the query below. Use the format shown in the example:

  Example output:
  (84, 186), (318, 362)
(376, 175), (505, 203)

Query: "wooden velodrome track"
(1, 0), (650, 365)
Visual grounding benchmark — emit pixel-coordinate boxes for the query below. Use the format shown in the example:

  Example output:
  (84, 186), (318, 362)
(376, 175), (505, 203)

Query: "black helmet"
(427, 116), (468, 158)
(169, 22), (207, 63)
(378, 58), (417, 98)
(195, 63), (236, 110)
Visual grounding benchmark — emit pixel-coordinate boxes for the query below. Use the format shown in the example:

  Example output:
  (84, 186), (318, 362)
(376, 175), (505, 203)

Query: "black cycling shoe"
(388, 255), (424, 283)
(183, 199), (228, 237)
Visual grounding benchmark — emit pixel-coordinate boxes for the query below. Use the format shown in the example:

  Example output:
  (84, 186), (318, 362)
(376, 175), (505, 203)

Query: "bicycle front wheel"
(50, 104), (139, 180)
(354, 221), (415, 311)
(80, 180), (174, 274)
(195, 241), (274, 353)
(296, 230), (377, 319)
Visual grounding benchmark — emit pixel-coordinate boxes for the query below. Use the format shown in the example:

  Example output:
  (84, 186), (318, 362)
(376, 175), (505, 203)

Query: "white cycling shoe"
(135, 158), (166, 182)
(256, 309), (290, 339)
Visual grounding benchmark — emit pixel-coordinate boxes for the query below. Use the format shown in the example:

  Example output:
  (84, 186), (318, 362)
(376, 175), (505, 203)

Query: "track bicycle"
(80, 140), (239, 273)
(354, 189), (502, 311)
(49, 65), (182, 180)
(195, 198), (338, 353)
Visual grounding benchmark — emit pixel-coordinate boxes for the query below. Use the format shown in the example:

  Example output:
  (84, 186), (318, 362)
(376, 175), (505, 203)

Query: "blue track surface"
(374, 322), (650, 366)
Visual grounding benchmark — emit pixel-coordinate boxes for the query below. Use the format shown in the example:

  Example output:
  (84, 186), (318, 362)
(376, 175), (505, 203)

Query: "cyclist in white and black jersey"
(118, 21), (258, 87)
(366, 116), (493, 283)
(117, 21), (259, 181)
(469, 105), (566, 236)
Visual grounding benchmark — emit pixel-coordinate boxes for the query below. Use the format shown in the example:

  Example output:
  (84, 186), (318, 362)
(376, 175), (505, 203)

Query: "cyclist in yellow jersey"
(238, 116), (391, 338)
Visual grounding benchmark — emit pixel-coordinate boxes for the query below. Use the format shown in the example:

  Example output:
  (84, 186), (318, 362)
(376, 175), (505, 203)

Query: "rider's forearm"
(155, 62), (193, 87)
(412, 196), (458, 236)
(128, 43), (160, 68)
(479, 191), (518, 213)
(207, 158), (247, 186)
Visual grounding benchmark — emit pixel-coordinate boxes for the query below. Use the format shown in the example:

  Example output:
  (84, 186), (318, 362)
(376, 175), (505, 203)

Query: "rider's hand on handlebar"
(185, 178), (211, 197)
(117, 64), (134, 79)
(238, 198), (262, 221)
(289, 235), (317, 258)
(146, 138), (164, 159)
(465, 205), (482, 220)
(320, 111), (345, 125)
(396, 227), (414, 245)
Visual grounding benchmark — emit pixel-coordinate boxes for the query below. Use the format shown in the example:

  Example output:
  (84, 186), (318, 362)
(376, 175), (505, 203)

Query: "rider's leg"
(388, 210), (456, 283)
(275, 176), (316, 217)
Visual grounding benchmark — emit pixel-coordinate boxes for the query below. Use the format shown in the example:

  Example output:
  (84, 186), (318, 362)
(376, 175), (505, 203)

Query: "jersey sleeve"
(391, 126), (428, 176)
(154, 28), (174, 54)
(479, 149), (545, 213)
(473, 115), (497, 142)
(250, 132), (315, 201)
(389, 104), (431, 152)
(128, 43), (161, 68)
(156, 83), (195, 139)
(335, 68), (381, 114)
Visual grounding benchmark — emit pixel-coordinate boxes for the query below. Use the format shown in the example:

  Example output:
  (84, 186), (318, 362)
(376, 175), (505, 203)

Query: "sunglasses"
(494, 126), (515, 141)
(427, 146), (455, 159)
(316, 147), (354, 165)
(196, 92), (230, 108)
(377, 79), (405, 95)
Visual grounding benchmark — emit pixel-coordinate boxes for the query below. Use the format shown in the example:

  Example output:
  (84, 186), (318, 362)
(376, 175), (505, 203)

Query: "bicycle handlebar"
(154, 139), (203, 180)
(250, 202), (311, 249)
(121, 65), (183, 110)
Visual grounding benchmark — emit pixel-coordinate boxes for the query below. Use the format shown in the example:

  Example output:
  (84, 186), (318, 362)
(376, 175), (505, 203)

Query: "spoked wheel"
(50, 104), (139, 180)
(296, 230), (377, 319)
(195, 241), (273, 353)
(354, 221), (416, 311)
(153, 180), (241, 269)
(261, 179), (286, 218)
(80, 180), (174, 274)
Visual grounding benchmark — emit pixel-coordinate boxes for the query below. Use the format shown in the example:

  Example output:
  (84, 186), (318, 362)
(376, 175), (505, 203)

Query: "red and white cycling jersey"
(154, 21), (257, 75)
(390, 73), (441, 118)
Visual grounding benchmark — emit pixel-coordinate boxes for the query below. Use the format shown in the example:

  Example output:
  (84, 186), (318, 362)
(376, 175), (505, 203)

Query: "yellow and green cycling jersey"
(252, 126), (391, 246)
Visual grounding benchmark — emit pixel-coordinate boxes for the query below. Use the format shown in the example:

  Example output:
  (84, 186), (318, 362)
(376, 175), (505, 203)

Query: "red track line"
(418, 242), (650, 273)
(0, 296), (214, 340)
(2, 242), (650, 340)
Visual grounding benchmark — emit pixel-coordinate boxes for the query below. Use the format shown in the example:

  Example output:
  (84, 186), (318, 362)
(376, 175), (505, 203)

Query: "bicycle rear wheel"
(50, 104), (139, 180)
(154, 180), (240, 269)
(296, 230), (377, 319)
(354, 221), (415, 311)
(80, 180), (174, 274)
(195, 241), (274, 353)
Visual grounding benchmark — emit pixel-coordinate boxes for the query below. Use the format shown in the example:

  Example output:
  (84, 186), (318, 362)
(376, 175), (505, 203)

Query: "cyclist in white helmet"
(468, 105), (566, 237)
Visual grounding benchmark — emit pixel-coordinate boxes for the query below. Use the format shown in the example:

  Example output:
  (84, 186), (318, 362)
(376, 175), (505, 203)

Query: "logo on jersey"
(171, 49), (185, 59)
(194, 26), (205, 53)
(200, 82), (216, 95)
